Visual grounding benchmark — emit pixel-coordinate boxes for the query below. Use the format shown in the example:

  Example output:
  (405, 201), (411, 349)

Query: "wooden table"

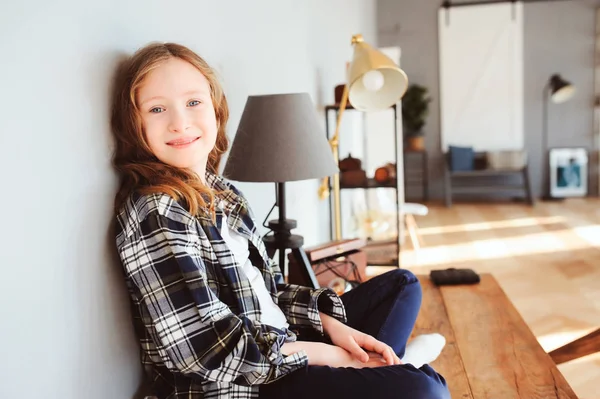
(413, 274), (578, 398)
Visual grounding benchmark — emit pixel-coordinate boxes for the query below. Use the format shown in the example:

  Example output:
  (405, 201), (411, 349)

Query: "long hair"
(110, 42), (229, 217)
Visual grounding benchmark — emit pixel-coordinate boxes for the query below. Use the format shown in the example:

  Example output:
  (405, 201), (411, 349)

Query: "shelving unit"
(324, 103), (402, 267)
(404, 150), (428, 202)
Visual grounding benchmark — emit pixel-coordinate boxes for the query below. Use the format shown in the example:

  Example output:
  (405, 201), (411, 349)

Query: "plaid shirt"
(115, 173), (347, 399)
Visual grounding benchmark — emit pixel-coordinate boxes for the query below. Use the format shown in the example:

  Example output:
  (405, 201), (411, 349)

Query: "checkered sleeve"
(118, 212), (308, 386)
(274, 269), (347, 334)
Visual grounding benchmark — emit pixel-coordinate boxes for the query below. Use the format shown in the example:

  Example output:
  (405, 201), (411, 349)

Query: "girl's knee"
(372, 365), (449, 399)
(388, 268), (419, 285)
(408, 368), (450, 399)
(389, 269), (422, 298)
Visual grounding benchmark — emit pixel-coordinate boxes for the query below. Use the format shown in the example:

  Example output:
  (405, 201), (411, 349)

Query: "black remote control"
(429, 268), (481, 286)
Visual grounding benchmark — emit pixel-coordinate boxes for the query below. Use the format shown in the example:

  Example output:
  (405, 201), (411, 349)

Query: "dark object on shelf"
(223, 93), (338, 289)
(374, 162), (396, 184)
(287, 238), (368, 290)
(339, 154), (362, 172)
(429, 268), (481, 286)
(340, 169), (367, 187)
(474, 155), (488, 170)
(334, 84), (347, 105)
(374, 167), (389, 183)
(448, 145), (475, 171)
(444, 151), (534, 207)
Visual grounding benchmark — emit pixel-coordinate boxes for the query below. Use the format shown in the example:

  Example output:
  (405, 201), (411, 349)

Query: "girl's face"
(137, 57), (218, 177)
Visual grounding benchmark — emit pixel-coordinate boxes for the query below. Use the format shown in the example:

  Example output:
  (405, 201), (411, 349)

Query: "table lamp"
(542, 74), (575, 200)
(223, 93), (338, 288)
(318, 34), (409, 240)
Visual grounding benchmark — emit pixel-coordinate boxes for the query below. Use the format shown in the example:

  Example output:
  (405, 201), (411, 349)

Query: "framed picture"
(549, 147), (588, 198)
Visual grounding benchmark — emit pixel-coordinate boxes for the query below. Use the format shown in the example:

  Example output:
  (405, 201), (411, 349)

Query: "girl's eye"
(149, 107), (164, 114)
(188, 100), (201, 107)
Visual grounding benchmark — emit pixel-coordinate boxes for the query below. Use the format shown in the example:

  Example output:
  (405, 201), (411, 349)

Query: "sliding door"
(439, 2), (524, 152)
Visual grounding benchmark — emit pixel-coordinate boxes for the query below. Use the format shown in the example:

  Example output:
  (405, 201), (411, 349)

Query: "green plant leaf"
(402, 84), (432, 137)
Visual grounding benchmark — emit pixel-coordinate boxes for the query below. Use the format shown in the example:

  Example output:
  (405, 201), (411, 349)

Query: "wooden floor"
(369, 198), (600, 399)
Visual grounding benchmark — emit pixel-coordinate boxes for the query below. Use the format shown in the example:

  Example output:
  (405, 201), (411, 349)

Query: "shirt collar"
(203, 171), (248, 217)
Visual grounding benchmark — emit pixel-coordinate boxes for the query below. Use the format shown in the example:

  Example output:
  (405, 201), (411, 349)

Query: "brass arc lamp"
(318, 34), (409, 240)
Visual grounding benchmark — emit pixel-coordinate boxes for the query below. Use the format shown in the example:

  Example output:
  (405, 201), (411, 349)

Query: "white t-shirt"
(219, 204), (289, 330)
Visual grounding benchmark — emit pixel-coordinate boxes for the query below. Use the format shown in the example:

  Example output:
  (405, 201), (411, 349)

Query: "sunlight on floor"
(416, 216), (567, 236)
(573, 225), (600, 246)
(537, 327), (599, 352)
(559, 351), (600, 366)
(555, 351), (600, 399)
(398, 215), (600, 268)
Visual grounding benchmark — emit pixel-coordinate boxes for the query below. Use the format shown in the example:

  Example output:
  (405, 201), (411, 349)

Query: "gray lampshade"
(223, 93), (338, 183)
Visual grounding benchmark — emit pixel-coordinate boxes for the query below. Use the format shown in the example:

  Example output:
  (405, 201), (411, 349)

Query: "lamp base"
(263, 219), (304, 252)
(263, 218), (319, 289)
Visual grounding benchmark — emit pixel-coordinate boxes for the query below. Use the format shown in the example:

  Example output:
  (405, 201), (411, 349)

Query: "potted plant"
(402, 84), (432, 151)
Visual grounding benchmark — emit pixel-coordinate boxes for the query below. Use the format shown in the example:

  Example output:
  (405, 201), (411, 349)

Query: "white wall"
(0, 1), (376, 398)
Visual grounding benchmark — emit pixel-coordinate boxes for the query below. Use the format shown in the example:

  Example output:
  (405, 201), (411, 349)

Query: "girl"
(111, 42), (449, 399)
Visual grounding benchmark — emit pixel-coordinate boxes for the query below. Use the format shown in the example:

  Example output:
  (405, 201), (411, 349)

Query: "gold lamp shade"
(347, 34), (409, 111)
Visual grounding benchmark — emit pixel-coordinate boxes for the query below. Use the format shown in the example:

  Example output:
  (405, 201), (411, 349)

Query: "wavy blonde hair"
(111, 42), (229, 216)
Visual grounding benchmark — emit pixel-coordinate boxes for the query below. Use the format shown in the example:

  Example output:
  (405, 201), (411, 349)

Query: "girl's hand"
(320, 312), (402, 366)
(281, 342), (398, 368)
(317, 344), (392, 368)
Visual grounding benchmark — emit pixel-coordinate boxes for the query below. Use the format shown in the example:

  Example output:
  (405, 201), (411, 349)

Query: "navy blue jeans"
(259, 269), (449, 399)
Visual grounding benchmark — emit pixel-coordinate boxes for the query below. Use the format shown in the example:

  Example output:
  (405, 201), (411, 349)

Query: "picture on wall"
(549, 147), (588, 198)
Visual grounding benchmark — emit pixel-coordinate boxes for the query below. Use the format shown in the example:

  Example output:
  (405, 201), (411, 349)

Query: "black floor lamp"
(222, 93), (338, 289)
(542, 74), (575, 200)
